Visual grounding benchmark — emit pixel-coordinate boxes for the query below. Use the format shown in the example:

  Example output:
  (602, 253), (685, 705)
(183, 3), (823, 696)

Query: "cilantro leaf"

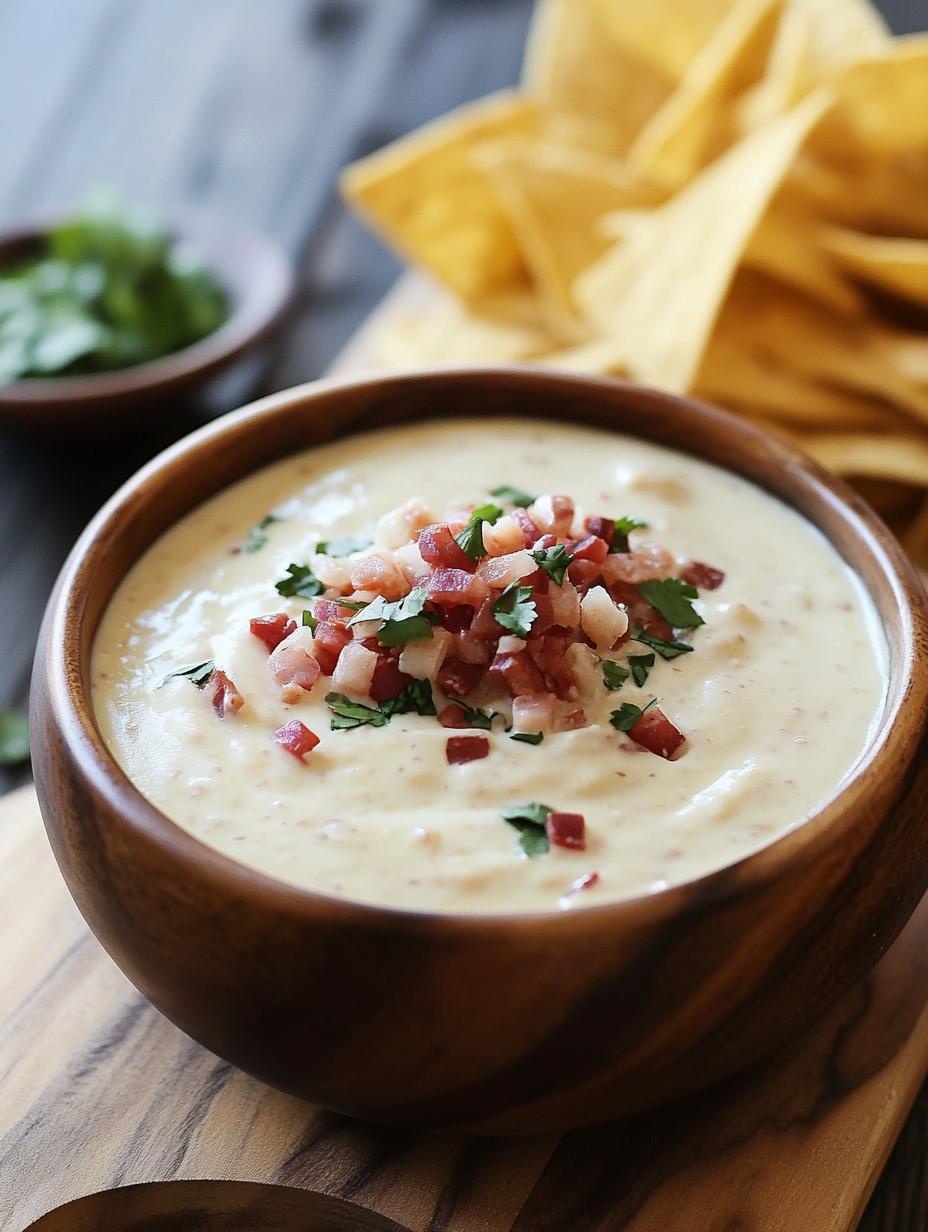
(326, 692), (389, 730)
(602, 660), (630, 690)
(610, 698), (657, 732)
(610, 516), (648, 554)
(160, 659), (214, 689)
(511, 731), (544, 745)
(244, 513), (281, 554)
(490, 484), (535, 508)
(632, 626), (694, 660)
(492, 582), (537, 638)
(382, 679), (437, 718)
(0, 710), (29, 766)
(531, 544), (574, 587)
(316, 534), (371, 557)
(348, 587), (434, 646)
(453, 503), (503, 561)
(275, 562), (324, 599)
(501, 802), (553, 858)
(629, 652), (655, 688)
(637, 578), (704, 628)
(301, 609), (318, 630)
(446, 702), (501, 731)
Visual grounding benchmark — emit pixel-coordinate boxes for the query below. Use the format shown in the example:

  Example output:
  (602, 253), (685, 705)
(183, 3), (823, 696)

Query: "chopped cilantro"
(244, 513), (280, 554)
(325, 680), (437, 731)
(159, 659), (214, 689)
(629, 652), (656, 688)
(348, 587), (434, 646)
(632, 626), (694, 660)
(315, 534), (371, 557)
(610, 698), (657, 732)
(0, 710), (29, 766)
(531, 543), (573, 587)
(492, 582), (537, 638)
(511, 731), (544, 745)
(638, 578), (704, 628)
(490, 484), (535, 508)
(275, 562), (324, 599)
(500, 802), (552, 858)
(446, 702), (501, 731)
(602, 660), (630, 690)
(387, 679), (437, 717)
(301, 609), (318, 631)
(454, 503), (503, 561)
(610, 516), (648, 554)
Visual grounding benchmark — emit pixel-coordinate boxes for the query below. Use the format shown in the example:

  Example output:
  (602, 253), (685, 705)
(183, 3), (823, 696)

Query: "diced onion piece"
(528, 494), (574, 536)
(453, 630), (494, 664)
(580, 586), (629, 649)
(546, 811), (586, 850)
(445, 734), (490, 765)
(210, 670), (244, 718)
(428, 568), (489, 608)
(399, 627), (451, 679)
(489, 650), (547, 697)
(332, 642), (378, 698)
(548, 578), (581, 628)
(629, 707), (686, 759)
(601, 543), (673, 585)
(250, 613), (297, 652)
(561, 643), (600, 699)
(511, 693), (554, 734)
(417, 523), (474, 571)
(476, 549), (535, 589)
(393, 541), (433, 584)
(375, 498), (435, 549)
(482, 514), (527, 557)
(497, 635), (527, 655)
(273, 719), (320, 761)
(310, 553), (352, 592)
(269, 628), (322, 700)
(350, 549), (409, 600)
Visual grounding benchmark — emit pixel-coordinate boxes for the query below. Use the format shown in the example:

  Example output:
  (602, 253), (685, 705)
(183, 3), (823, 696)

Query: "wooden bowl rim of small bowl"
(0, 208), (294, 407)
(33, 366), (928, 933)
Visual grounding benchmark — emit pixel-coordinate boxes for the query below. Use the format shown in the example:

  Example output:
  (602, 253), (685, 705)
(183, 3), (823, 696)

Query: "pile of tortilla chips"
(342, 0), (928, 565)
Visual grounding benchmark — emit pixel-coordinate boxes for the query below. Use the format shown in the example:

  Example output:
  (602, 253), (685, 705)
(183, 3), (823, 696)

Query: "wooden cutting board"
(4, 285), (928, 1231)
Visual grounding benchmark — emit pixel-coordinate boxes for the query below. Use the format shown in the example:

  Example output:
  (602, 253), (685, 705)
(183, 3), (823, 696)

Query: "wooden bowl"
(0, 210), (293, 433)
(30, 369), (928, 1133)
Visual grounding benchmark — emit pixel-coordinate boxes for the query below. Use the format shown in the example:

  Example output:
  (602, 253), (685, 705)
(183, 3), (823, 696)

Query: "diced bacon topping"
(269, 629), (322, 700)
(511, 506), (540, 546)
(681, 560), (726, 590)
(350, 550), (410, 600)
(310, 554), (352, 592)
(489, 650), (547, 698)
(529, 494), (574, 537)
(445, 735), (490, 764)
(369, 653), (412, 702)
(210, 670), (244, 718)
(311, 620), (353, 675)
(438, 703), (473, 729)
(601, 543), (674, 585)
(584, 516), (615, 547)
(250, 613), (297, 652)
(566, 871), (600, 895)
(417, 523), (475, 572)
(312, 598), (359, 625)
(482, 514), (529, 556)
(437, 657), (484, 698)
(569, 534), (609, 566)
(629, 707), (686, 759)
(477, 549), (536, 590)
(512, 693), (554, 734)
(376, 498), (435, 549)
(428, 568), (490, 609)
(546, 811), (586, 850)
(273, 720), (320, 761)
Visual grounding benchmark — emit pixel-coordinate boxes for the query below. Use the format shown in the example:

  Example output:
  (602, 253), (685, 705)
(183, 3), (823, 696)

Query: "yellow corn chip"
(746, 206), (863, 312)
(800, 432), (928, 485)
(478, 140), (663, 329)
(828, 35), (928, 154)
(340, 91), (536, 300)
(523, 0), (673, 156)
(589, 0), (736, 80)
(821, 228), (928, 305)
(574, 92), (830, 392)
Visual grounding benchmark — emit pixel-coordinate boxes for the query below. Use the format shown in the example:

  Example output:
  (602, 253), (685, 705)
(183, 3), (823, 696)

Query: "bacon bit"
(546, 811), (586, 850)
(567, 558), (601, 594)
(452, 630), (495, 665)
(210, 670), (244, 718)
(273, 719), (320, 761)
(311, 620), (353, 675)
(584, 516), (615, 547)
(681, 560), (726, 590)
(469, 596), (504, 639)
(512, 693), (554, 734)
(250, 613), (297, 653)
(482, 514), (527, 557)
(529, 494), (574, 537)
(312, 598), (360, 625)
(445, 734), (490, 765)
(630, 707), (686, 759)
(527, 631), (571, 679)
(601, 543), (673, 585)
(552, 700), (586, 731)
(370, 654), (412, 702)
(437, 658), (484, 698)
(350, 551), (409, 600)
(609, 581), (673, 641)
(488, 650), (547, 698)
(269, 635), (322, 697)
(442, 604), (474, 634)
(476, 549), (535, 590)
(569, 534), (609, 566)
(417, 523), (475, 572)
(566, 871), (599, 895)
(428, 568), (490, 609)
(438, 703), (472, 728)
(511, 507), (540, 546)
(530, 591), (555, 635)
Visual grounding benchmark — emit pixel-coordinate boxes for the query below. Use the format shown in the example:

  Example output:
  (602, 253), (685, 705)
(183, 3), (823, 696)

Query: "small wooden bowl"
(0, 210), (293, 432)
(30, 369), (928, 1133)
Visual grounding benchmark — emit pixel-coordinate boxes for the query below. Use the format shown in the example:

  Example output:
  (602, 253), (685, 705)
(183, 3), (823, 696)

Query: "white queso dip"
(92, 418), (886, 913)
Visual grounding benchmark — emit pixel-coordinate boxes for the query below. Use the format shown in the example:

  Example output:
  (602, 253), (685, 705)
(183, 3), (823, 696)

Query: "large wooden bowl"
(30, 369), (928, 1133)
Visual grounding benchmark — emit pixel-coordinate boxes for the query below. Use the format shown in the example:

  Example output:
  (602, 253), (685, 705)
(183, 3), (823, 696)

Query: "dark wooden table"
(0, 2), (923, 1227)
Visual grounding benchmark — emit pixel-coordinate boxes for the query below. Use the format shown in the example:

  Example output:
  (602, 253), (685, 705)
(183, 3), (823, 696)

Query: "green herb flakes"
(348, 587), (434, 646)
(638, 578), (704, 628)
(500, 802), (552, 857)
(454, 503), (503, 561)
(244, 514), (280, 554)
(159, 659), (215, 689)
(632, 627), (694, 660)
(325, 680), (437, 731)
(447, 703), (500, 731)
(301, 609), (318, 631)
(610, 698), (657, 732)
(492, 582), (537, 638)
(531, 543), (574, 587)
(602, 660), (630, 690)
(610, 516), (648, 553)
(510, 731), (544, 745)
(275, 562), (324, 599)
(315, 534), (371, 557)
(629, 652), (656, 688)
(490, 484), (535, 508)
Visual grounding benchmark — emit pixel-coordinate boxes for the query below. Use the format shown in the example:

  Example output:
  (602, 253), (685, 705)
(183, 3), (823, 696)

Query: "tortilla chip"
(821, 228), (928, 306)
(523, 0), (673, 155)
(478, 140), (663, 329)
(799, 432), (928, 486)
(574, 92), (830, 392)
(827, 36), (928, 154)
(874, 330), (928, 385)
(746, 206), (863, 312)
(341, 92), (536, 300)
(589, 0), (736, 80)
(628, 0), (785, 188)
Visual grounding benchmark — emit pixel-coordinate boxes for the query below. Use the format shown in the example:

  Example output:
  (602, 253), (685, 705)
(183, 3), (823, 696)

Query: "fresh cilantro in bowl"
(0, 202), (229, 381)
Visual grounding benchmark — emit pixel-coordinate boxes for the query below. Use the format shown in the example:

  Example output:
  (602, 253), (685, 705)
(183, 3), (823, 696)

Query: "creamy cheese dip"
(92, 418), (886, 914)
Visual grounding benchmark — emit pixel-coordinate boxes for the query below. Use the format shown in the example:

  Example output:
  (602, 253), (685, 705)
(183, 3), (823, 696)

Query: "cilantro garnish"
(275, 562), (324, 599)
(454, 503), (503, 561)
(602, 660), (630, 690)
(0, 710), (29, 766)
(610, 698), (657, 732)
(511, 731), (544, 745)
(325, 680), (437, 731)
(632, 626), (694, 660)
(244, 513), (280, 554)
(446, 702), (501, 731)
(629, 652), (655, 688)
(159, 659), (215, 689)
(316, 534), (371, 557)
(531, 543), (574, 587)
(501, 802), (552, 858)
(347, 587), (434, 646)
(388, 679), (437, 717)
(301, 609), (318, 631)
(490, 484), (535, 508)
(610, 516), (648, 554)
(492, 582), (537, 638)
(638, 578), (704, 628)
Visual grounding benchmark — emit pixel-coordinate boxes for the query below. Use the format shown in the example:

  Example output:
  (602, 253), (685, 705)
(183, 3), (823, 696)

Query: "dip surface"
(92, 418), (886, 913)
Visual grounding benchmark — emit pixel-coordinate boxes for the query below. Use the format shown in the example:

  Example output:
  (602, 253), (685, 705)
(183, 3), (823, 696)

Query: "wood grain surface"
(5, 778), (928, 1232)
